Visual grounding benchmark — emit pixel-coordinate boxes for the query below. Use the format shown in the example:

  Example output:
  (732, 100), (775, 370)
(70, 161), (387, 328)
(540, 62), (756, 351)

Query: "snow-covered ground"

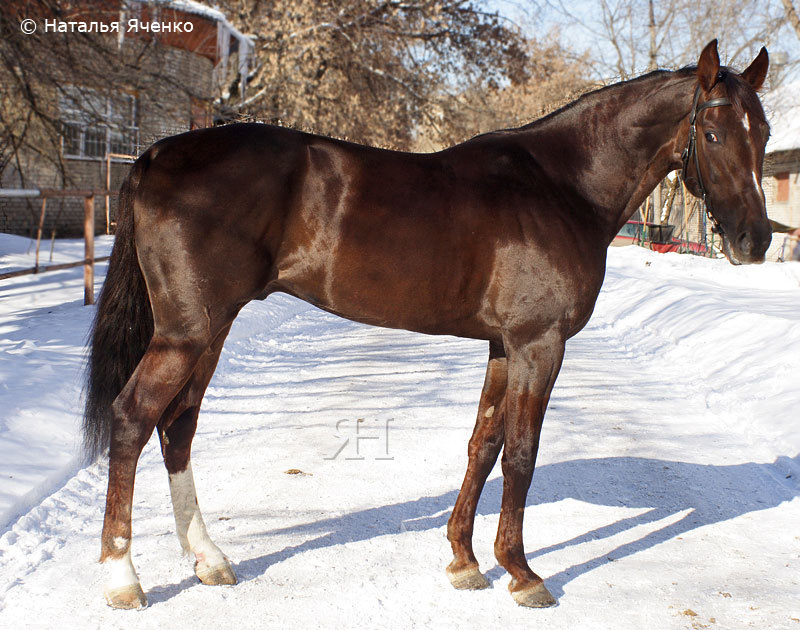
(0, 234), (798, 629)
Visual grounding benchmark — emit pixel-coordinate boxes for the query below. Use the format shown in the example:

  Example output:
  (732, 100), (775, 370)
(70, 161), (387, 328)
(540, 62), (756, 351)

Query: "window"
(60, 86), (138, 158)
(776, 172), (790, 203)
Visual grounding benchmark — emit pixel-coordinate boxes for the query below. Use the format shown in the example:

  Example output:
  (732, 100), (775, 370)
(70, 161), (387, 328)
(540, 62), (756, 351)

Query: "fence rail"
(0, 188), (116, 304)
(0, 256), (110, 281)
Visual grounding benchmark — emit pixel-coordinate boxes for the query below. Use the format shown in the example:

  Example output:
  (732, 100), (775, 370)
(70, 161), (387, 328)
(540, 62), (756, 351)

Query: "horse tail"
(83, 153), (153, 461)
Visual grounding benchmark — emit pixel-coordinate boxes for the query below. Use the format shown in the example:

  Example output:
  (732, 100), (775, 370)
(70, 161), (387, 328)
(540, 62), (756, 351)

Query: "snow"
(129, 0), (254, 48)
(0, 234), (114, 528)
(1, 234), (799, 628)
(765, 80), (800, 153)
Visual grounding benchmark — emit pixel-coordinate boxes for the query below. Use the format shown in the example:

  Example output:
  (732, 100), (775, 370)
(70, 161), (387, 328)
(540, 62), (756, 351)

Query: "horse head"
(680, 40), (772, 264)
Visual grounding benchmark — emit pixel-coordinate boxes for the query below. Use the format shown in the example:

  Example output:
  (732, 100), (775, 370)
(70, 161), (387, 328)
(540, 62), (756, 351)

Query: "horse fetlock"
(492, 541), (518, 568)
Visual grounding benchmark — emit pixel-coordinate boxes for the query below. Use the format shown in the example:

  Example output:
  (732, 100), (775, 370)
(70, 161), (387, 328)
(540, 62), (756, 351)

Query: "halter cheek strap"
(680, 85), (732, 233)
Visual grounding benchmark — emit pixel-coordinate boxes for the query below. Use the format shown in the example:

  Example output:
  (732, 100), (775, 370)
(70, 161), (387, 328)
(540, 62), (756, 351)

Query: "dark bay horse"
(84, 40), (772, 609)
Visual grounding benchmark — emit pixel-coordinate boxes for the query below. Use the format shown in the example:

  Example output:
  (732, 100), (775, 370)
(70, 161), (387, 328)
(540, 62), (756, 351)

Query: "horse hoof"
(196, 561), (237, 586)
(104, 583), (147, 609)
(446, 563), (490, 590)
(510, 581), (557, 608)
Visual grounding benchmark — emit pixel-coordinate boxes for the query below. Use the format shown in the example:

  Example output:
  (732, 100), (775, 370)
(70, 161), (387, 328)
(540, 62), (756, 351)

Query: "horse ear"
(742, 47), (769, 91)
(697, 39), (720, 92)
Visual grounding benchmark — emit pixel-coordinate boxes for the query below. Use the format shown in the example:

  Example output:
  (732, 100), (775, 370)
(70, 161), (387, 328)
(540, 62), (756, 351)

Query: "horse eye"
(705, 132), (719, 143)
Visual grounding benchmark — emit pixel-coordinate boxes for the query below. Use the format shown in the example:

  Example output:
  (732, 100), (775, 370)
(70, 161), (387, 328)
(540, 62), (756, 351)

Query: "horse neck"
(518, 71), (697, 241)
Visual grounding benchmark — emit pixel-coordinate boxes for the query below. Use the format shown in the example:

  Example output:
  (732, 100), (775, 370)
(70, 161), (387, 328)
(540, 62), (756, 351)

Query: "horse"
(84, 40), (772, 609)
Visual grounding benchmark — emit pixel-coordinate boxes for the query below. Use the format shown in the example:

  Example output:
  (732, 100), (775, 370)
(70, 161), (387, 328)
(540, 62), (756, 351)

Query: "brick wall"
(764, 149), (800, 229)
(1, 43), (214, 237)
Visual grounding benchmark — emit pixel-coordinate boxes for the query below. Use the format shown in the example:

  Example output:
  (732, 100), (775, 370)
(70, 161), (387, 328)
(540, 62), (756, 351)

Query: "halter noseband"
(680, 85), (732, 233)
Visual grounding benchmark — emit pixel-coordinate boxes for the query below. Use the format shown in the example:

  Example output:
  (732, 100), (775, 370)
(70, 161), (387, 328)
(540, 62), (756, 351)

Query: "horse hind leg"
(446, 341), (507, 590)
(158, 325), (237, 587)
(101, 332), (215, 609)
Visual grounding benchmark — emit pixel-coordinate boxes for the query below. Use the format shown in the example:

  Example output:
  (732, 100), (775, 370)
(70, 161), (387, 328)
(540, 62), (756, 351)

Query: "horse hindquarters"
(88, 148), (259, 607)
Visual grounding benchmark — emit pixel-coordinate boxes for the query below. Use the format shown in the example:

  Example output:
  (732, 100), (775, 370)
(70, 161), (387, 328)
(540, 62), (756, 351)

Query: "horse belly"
(277, 239), (491, 337)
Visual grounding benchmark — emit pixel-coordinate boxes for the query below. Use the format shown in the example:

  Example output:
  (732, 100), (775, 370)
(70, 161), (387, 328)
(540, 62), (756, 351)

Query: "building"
(0, 0), (252, 237)
(763, 81), (800, 226)
(761, 80), (800, 260)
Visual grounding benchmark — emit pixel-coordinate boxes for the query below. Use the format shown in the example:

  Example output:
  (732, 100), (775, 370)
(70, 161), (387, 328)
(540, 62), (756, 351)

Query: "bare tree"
(216, 0), (532, 149)
(781, 0), (800, 40)
(415, 32), (589, 150)
(543, 0), (788, 82)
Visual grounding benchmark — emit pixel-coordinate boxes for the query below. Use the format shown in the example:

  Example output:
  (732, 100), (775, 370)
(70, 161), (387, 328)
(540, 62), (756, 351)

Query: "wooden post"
(84, 195), (95, 305)
(34, 197), (47, 273)
(105, 153), (112, 234)
(653, 180), (662, 223)
(679, 200), (697, 243)
(639, 196), (651, 247)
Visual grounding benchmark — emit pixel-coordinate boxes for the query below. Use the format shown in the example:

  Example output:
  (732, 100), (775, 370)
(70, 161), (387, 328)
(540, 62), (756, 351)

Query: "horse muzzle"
(720, 221), (772, 265)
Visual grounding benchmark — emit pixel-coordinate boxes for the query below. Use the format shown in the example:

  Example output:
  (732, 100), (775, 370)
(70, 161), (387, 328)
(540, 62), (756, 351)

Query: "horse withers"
(84, 40), (771, 609)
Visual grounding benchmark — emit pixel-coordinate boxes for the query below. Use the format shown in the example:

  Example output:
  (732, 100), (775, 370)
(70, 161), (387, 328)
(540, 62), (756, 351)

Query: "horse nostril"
(736, 232), (754, 256)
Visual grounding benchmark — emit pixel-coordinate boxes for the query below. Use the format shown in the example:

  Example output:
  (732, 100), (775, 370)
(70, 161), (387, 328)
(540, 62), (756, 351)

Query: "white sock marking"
(168, 464), (228, 568)
(104, 544), (140, 590)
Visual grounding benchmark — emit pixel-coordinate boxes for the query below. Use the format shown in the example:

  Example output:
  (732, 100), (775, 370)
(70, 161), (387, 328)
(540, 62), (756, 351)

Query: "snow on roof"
(764, 80), (800, 154)
(129, 0), (253, 51)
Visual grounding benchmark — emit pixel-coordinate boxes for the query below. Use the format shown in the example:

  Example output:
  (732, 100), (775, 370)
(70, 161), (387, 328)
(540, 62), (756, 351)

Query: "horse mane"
(510, 64), (767, 134)
(513, 69), (684, 132)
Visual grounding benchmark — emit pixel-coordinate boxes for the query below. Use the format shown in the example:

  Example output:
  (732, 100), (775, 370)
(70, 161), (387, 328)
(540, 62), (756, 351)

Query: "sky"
(490, 0), (800, 86)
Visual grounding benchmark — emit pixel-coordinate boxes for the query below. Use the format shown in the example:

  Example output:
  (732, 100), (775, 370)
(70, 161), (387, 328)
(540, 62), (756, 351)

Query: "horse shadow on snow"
(192, 453), (799, 602)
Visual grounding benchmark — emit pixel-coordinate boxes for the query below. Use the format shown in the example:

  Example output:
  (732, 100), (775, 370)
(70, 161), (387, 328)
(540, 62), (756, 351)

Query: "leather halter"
(680, 85), (732, 233)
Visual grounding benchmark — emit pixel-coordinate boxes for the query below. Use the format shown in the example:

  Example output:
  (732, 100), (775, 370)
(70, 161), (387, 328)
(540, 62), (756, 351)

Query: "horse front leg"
(159, 325), (236, 587)
(446, 340), (507, 589)
(494, 331), (565, 608)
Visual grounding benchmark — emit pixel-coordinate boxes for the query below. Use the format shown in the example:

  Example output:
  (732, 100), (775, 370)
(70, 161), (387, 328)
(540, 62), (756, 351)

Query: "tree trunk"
(661, 177), (680, 225)
(782, 0), (800, 40)
(648, 0), (658, 71)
